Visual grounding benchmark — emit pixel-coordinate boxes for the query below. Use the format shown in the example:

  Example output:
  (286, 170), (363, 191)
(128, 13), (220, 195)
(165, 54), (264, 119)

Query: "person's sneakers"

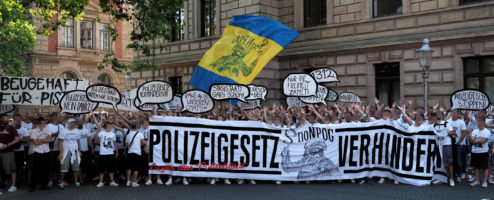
(461, 173), (466, 179)
(157, 178), (163, 185)
(183, 178), (189, 185)
(224, 179), (231, 185)
(237, 179), (244, 184)
(126, 181), (131, 187)
(378, 178), (385, 184)
(276, 181), (282, 185)
(75, 182), (81, 188)
(131, 182), (140, 188)
(305, 181), (310, 184)
(7, 186), (16, 192)
(489, 177), (494, 184)
(210, 178), (216, 185)
(357, 179), (365, 184)
(468, 177), (476, 182)
(249, 180), (256, 184)
(456, 177), (461, 183)
(350, 179), (356, 184)
(470, 181), (480, 186)
(432, 180), (441, 184)
(96, 182), (104, 188)
(110, 181), (119, 187)
(394, 180), (399, 185)
(145, 179), (152, 185)
(57, 184), (64, 190)
(48, 181), (53, 188)
(482, 181), (488, 188)
(449, 179), (455, 187)
(165, 178), (173, 186)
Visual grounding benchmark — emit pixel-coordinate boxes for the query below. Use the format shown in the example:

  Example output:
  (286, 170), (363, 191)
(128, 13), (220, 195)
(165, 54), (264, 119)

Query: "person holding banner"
(91, 112), (119, 188)
(469, 116), (490, 188)
(57, 119), (82, 189)
(447, 110), (468, 182)
(430, 112), (456, 186)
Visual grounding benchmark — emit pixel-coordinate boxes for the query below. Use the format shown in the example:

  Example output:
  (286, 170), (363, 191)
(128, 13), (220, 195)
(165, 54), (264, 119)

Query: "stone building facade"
(133, 0), (494, 107)
(26, 1), (133, 95)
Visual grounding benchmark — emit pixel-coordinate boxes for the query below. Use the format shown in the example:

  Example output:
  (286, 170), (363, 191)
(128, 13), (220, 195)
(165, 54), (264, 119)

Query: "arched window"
(97, 74), (112, 85)
(60, 72), (77, 80)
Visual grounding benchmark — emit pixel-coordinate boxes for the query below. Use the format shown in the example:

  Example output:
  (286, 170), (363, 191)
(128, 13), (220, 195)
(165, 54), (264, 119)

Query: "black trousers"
(30, 152), (50, 189)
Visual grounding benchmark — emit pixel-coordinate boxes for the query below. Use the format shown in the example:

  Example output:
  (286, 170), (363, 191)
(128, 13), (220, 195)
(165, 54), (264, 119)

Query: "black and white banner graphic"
(149, 117), (446, 186)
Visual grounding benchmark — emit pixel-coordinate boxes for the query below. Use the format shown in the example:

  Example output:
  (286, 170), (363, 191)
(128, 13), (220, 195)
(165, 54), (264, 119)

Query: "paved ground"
(1, 180), (494, 200)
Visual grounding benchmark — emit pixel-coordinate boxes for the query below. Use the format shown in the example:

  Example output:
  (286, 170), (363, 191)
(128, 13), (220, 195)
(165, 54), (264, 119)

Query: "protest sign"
(210, 84), (250, 102)
(286, 97), (307, 109)
(339, 92), (361, 103)
(0, 76), (90, 106)
(246, 85), (268, 100)
(59, 90), (98, 114)
(162, 95), (183, 111)
(86, 84), (122, 112)
(181, 90), (214, 113)
(238, 99), (262, 110)
(450, 89), (490, 110)
(148, 117), (446, 186)
(0, 105), (15, 114)
(283, 74), (317, 97)
(326, 89), (338, 102)
(135, 81), (174, 107)
(309, 68), (339, 83)
(300, 85), (329, 105)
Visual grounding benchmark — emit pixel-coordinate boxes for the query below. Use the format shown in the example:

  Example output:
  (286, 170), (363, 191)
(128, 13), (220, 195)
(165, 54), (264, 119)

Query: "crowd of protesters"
(0, 98), (493, 194)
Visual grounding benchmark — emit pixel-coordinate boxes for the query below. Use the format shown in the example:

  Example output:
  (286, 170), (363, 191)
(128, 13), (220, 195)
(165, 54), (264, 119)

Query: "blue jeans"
(455, 145), (467, 177)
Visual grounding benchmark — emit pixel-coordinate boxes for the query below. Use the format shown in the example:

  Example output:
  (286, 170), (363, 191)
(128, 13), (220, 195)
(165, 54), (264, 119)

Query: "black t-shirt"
(0, 125), (19, 153)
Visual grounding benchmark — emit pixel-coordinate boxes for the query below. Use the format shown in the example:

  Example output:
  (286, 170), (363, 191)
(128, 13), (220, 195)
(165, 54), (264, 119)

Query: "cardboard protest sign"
(181, 90), (214, 113)
(309, 68), (339, 83)
(59, 90), (98, 114)
(209, 84), (250, 103)
(300, 85), (329, 105)
(286, 97), (307, 109)
(0, 76), (90, 106)
(246, 85), (268, 100)
(326, 89), (338, 102)
(237, 99), (262, 110)
(86, 84), (122, 112)
(338, 92), (361, 103)
(450, 89), (490, 110)
(135, 80), (174, 107)
(0, 105), (15, 114)
(283, 74), (317, 97)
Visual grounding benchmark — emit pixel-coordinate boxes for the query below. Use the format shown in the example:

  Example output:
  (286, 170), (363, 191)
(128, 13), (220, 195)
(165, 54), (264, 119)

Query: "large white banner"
(0, 76), (90, 106)
(149, 117), (447, 186)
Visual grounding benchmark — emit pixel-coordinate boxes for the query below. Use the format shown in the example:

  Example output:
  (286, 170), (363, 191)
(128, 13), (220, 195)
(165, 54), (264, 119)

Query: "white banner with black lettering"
(148, 117), (447, 186)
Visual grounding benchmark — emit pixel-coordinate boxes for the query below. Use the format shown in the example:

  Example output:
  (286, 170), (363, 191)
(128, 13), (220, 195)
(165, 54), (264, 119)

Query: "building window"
(201, 0), (216, 37)
(304, 0), (326, 27)
(80, 21), (93, 49)
(373, 0), (403, 18)
(460, 0), (493, 5)
(375, 63), (400, 106)
(97, 74), (112, 86)
(170, 4), (185, 42)
(61, 19), (74, 47)
(100, 24), (110, 51)
(169, 76), (182, 94)
(463, 56), (494, 101)
(60, 72), (77, 80)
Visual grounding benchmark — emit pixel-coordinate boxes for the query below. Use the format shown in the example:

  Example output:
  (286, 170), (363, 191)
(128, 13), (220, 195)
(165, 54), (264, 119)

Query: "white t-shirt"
(407, 122), (429, 132)
(126, 131), (144, 155)
(21, 121), (32, 130)
(471, 128), (491, 154)
(14, 128), (30, 152)
(433, 121), (454, 146)
(448, 119), (467, 145)
(98, 130), (116, 155)
(58, 128), (81, 152)
(46, 123), (64, 151)
(92, 131), (100, 152)
(486, 118), (494, 144)
(140, 127), (150, 149)
(114, 129), (126, 150)
(78, 128), (92, 152)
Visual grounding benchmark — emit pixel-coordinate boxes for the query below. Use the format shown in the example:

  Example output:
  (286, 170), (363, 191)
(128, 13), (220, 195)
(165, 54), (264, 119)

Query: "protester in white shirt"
(29, 117), (51, 191)
(447, 110), (468, 181)
(77, 119), (93, 182)
(57, 119), (82, 189)
(469, 117), (490, 188)
(91, 112), (119, 188)
(430, 112), (455, 186)
(46, 113), (62, 186)
(125, 123), (145, 187)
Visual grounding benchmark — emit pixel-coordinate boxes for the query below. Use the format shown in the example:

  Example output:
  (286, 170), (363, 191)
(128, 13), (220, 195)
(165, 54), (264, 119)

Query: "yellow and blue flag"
(190, 15), (299, 92)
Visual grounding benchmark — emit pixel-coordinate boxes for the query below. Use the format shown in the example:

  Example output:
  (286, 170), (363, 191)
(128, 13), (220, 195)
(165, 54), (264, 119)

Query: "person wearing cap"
(430, 112), (456, 186)
(57, 118), (82, 189)
(91, 112), (119, 188)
